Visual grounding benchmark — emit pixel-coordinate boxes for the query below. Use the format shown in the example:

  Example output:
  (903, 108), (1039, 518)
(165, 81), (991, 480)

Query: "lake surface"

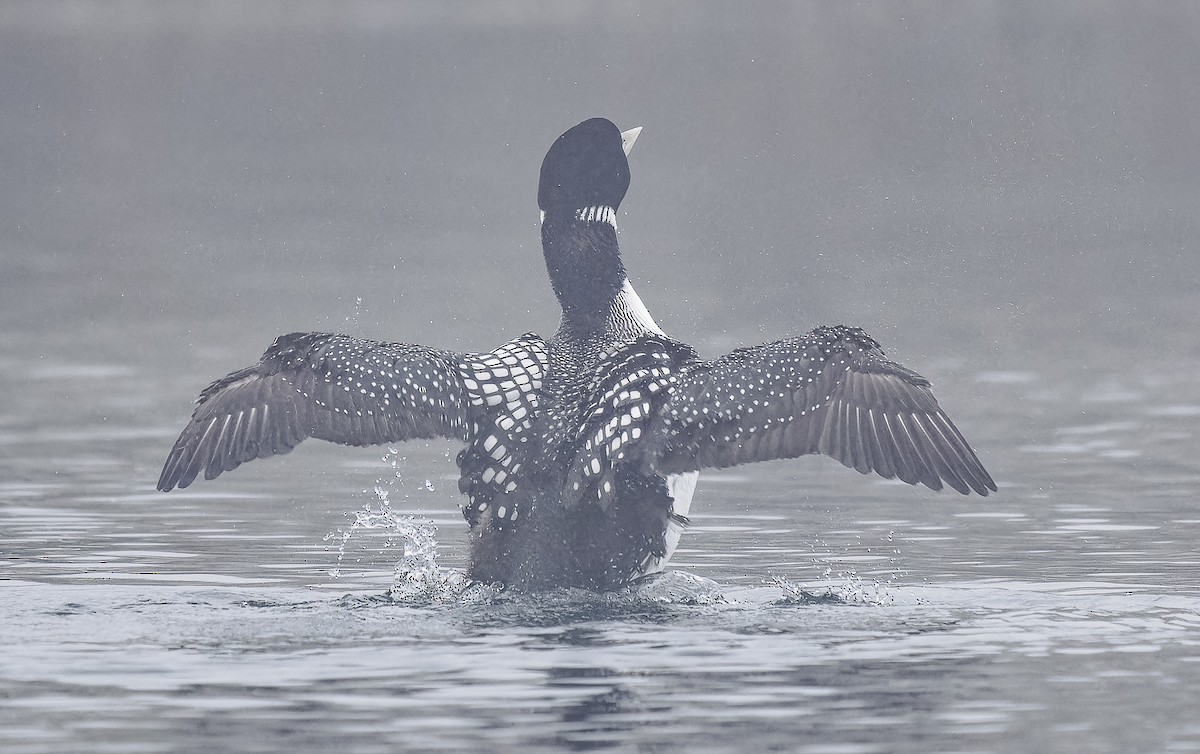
(3, 3), (1199, 753)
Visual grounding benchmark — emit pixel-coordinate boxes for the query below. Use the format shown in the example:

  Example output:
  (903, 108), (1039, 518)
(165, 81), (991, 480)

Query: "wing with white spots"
(454, 337), (552, 529)
(639, 325), (996, 495)
(559, 336), (699, 511)
(157, 331), (548, 491)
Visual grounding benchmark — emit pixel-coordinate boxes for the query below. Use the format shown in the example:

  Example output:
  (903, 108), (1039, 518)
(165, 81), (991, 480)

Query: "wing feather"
(642, 325), (995, 495)
(158, 332), (548, 491)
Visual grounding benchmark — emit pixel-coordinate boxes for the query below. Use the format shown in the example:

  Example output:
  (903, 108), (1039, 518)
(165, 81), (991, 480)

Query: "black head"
(538, 118), (634, 215)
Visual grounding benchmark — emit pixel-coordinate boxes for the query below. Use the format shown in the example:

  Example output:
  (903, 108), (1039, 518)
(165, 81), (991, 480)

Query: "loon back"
(157, 117), (995, 591)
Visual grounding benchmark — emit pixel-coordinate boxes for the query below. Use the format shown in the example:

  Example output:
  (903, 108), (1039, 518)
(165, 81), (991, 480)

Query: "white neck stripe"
(575, 205), (617, 227)
(538, 206), (618, 228)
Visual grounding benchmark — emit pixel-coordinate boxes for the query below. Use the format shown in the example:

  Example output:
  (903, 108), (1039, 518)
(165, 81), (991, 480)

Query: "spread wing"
(157, 331), (548, 491)
(638, 325), (996, 495)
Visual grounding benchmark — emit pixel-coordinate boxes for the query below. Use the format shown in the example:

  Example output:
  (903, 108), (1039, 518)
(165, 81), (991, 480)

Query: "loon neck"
(541, 207), (626, 335)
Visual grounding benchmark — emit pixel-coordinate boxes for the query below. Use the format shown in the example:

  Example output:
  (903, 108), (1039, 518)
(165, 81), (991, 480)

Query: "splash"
(771, 532), (907, 606)
(771, 568), (897, 606)
(325, 447), (485, 603)
(343, 294), (365, 327)
(772, 575), (849, 605)
(627, 570), (726, 605)
(385, 510), (476, 604)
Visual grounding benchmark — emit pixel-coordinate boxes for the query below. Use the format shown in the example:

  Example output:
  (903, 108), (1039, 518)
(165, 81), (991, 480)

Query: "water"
(3, 3), (1200, 752)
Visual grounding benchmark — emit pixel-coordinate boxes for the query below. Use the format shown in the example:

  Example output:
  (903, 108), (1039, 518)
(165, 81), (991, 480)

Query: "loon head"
(538, 118), (641, 220)
(538, 118), (645, 334)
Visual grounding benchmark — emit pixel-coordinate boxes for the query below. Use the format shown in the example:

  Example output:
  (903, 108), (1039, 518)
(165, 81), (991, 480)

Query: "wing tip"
(156, 448), (185, 492)
(938, 458), (997, 496)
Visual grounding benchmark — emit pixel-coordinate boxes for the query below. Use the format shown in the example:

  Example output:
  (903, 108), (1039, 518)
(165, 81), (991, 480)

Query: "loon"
(157, 117), (996, 590)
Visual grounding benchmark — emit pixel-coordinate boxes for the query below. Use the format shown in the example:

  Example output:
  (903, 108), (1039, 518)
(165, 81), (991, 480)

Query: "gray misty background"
(3, 6), (1200, 752)
(1, 2), (1198, 486)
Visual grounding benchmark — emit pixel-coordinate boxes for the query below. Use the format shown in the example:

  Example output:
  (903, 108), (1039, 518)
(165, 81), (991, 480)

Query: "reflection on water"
(4, 1), (1200, 752)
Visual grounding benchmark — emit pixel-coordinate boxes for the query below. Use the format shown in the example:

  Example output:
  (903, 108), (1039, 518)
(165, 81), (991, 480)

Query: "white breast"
(640, 470), (699, 576)
(618, 279), (666, 336)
